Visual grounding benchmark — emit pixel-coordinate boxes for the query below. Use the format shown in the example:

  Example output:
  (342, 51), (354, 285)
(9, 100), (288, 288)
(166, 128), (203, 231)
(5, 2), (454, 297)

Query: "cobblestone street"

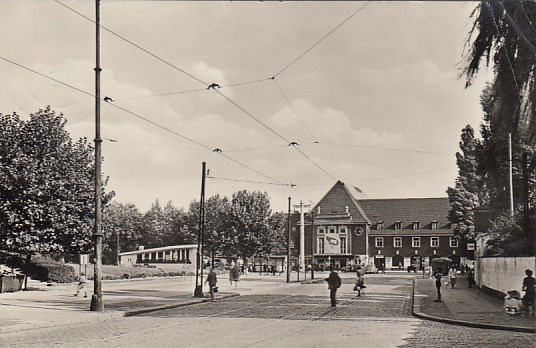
(1, 275), (533, 347)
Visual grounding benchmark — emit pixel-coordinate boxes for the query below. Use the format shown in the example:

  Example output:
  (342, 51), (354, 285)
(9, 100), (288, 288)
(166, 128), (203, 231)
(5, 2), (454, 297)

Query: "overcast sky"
(1, 1), (492, 213)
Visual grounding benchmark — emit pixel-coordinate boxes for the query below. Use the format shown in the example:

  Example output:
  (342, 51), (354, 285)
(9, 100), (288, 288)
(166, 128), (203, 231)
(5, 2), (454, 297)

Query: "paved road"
(1, 274), (534, 347)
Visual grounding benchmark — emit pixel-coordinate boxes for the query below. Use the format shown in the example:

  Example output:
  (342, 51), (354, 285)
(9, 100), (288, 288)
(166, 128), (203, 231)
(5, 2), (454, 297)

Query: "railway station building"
(290, 180), (461, 271)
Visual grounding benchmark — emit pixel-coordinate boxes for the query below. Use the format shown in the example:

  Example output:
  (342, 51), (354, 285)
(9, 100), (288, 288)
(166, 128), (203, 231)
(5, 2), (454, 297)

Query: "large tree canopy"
(0, 107), (113, 255)
(463, 2), (536, 143)
(460, 2), (536, 255)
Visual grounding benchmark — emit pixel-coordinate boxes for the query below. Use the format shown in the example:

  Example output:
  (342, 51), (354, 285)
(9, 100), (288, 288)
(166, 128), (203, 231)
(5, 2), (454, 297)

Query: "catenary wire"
(0, 55), (295, 186)
(272, 78), (318, 142)
(206, 176), (294, 187)
(483, 2), (522, 95)
(351, 168), (451, 183)
(320, 141), (450, 155)
(497, 2), (536, 55)
(113, 77), (273, 102)
(273, 1), (370, 78)
(55, 0), (340, 185)
(54, 0), (208, 87)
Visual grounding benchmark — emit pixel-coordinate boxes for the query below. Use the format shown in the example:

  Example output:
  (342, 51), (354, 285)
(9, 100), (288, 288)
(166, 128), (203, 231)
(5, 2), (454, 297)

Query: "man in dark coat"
(326, 270), (342, 307)
(205, 268), (217, 302)
(434, 269), (443, 302)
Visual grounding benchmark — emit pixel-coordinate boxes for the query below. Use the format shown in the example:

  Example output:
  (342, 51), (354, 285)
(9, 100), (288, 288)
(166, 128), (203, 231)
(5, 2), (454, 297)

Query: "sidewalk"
(0, 277), (239, 335)
(413, 275), (535, 333)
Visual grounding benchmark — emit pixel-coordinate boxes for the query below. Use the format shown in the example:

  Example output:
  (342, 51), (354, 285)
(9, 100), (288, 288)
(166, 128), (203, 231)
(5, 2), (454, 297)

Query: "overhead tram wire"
(206, 176), (295, 187)
(320, 141), (450, 155)
(351, 168), (452, 184)
(290, 144), (337, 181)
(113, 77), (273, 102)
(272, 78), (318, 143)
(54, 0), (208, 87)
(55, 0), (339, 183)
(0, 56), (294, 187)
(272, 1), (371, 78)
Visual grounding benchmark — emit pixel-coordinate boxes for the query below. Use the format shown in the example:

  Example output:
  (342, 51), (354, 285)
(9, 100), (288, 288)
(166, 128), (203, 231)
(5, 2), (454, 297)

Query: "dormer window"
(413, 221), (420, 230)
(431, 220), (439, 230)
(377, 221), (384, 230)
(394, 221), (402, 230)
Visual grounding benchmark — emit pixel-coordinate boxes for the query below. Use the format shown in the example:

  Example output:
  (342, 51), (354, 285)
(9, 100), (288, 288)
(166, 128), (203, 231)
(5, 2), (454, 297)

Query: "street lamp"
(90, 0), (104, 312)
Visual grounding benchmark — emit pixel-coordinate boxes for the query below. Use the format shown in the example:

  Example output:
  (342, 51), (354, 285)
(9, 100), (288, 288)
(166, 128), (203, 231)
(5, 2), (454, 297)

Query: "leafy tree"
(102, 202), (143, 264)
(463, 2), (536, 143)
(186, 195), (232, 265)
(229, 190), (285, 262)
(447, 125), (490, 247)
(0, 107), (113, 258)
(461, 3), (536, 255)
(139, 200), (187, 248)
(484, 212), (534, 257)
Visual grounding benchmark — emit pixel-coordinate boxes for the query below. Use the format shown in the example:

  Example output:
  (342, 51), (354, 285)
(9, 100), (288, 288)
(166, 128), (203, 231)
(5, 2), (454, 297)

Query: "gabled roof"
(357, 197), (451, 229)
(312, 180), (370, 223)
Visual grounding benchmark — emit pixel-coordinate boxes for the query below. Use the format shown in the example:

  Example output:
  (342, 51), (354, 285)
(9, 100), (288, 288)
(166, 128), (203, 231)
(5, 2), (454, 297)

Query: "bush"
(30, 256), (76, 283)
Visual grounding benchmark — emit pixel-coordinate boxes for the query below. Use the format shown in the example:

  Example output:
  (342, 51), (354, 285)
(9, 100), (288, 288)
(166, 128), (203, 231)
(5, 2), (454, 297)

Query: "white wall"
(479, 257), (536, 295)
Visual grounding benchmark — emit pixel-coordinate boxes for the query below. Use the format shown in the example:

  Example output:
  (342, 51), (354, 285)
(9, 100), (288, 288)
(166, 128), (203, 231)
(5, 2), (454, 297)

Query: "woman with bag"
(355, 264), (366, 297)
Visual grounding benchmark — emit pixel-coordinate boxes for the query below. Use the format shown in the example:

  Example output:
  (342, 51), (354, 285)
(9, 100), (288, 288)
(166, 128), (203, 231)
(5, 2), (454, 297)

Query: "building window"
(377, 221), (384, 230)
(375, 237), (384, 248)
(450, 237), (458, 247)
(318, 238), (325, 254)
(394, 221), (402, 230)
(431, 237), (439, 247)
(339, 226), (347, 234)
(340, 237), (347, 253)
(412, 237), (420, 247)
(329, 227), (336, 234)
(413, 221), (420, 230)
(431, 221), (439, 230)
(318, 227), (325, 234)
(394, 237), (402, 248)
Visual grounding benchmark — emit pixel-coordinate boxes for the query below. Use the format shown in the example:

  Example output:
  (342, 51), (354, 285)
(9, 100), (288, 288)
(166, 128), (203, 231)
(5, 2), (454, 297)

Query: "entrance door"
(374, 256), (385, 269)
(392, 254), (404, 269)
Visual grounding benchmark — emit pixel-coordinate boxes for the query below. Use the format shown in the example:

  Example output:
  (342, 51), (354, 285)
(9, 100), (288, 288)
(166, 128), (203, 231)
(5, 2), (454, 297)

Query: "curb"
(300, 279), (325, 285)
(411, 280), (536, 333)
(124, 293), (240, 317)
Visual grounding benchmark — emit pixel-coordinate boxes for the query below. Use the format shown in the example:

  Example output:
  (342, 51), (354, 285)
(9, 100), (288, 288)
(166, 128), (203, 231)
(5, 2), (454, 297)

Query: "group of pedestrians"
(325, 264), (367, 307)
(432, 266), (535, 316)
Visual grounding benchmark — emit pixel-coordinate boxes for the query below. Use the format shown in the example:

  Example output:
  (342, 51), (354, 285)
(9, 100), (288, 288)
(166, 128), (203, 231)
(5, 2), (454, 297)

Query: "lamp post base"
(194, 285), (203, 298)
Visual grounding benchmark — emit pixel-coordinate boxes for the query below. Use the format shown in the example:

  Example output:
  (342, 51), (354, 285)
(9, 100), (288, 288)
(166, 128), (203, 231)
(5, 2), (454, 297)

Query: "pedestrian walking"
(467, 267), (475, 288)
(325, 269), (342, 307)
(230, 265), (240, 287)
(355, 264), (366, 297)
(205, 268), (218, 302)
(277, 264), (282, 276)
(434, 269), (443, 302)
(74, 273), (87, 298)
(448, 265), (457, 289)
(521, 269), (535, 316)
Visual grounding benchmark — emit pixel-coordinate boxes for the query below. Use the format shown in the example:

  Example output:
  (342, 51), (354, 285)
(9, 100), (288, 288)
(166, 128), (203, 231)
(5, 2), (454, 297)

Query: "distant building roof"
(119, 244), (197, 256)
(357, 197), (451, 229)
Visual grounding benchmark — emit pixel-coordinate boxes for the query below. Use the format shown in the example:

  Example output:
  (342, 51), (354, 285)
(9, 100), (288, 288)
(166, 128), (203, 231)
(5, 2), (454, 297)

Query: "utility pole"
(286, 197), (291, 283)
(294, 201), (311, 282)
(311, 209), (315, 280)
(522, 152), (533, 254)
(508, 133), (514, 219)
(90, 0), (104, 312)
(194, 162), (206, 297)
